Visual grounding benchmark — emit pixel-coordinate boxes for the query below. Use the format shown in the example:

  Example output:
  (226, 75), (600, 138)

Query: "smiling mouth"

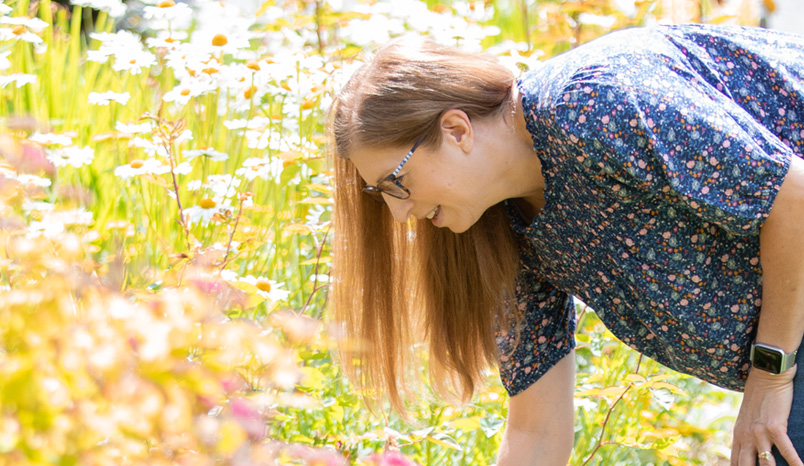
(425, 206), (440, 220)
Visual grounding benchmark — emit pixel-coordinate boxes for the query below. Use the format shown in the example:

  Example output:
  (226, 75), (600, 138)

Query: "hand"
(731, 366), (803, 466)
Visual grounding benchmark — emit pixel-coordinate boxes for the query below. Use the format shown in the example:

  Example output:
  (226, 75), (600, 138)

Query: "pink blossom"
(368, 451), (418, 466)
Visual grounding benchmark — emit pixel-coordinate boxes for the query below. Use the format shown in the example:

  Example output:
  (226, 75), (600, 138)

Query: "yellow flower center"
(157, 0), (175, 6)
(202, 67), (218, 75)
(211, 34), (228, 46)
(244, 86), (257, 99)
(180, 88), (191, 96)
(255, 280), (272, 292)
(199, 198), (217, 209)
(12, 25), (26, 35)
(246, 60), (261, 71)
(130, 159), (144, 169)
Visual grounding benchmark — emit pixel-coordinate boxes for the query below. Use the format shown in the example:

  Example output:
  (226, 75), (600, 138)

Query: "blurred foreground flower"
(0, 231), (331, 465)
(365, 451), (420, 466)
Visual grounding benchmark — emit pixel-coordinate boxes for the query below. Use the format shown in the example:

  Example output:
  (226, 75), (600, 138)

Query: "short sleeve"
(495, 242), (576, 396)
(550, 60), (793, 235)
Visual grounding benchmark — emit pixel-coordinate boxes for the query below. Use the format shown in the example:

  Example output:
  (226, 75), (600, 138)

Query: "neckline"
(507, 78), (554, 236)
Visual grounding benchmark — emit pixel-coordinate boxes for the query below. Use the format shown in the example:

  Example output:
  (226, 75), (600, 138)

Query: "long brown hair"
(328, 37), (522, 415)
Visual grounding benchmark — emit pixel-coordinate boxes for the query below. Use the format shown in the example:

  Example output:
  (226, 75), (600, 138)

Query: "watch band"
(750, 342), (798, 375)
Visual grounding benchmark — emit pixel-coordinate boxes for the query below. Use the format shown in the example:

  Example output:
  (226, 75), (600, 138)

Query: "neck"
(500, 86), (546, 213)
(469, 86), (546, 218)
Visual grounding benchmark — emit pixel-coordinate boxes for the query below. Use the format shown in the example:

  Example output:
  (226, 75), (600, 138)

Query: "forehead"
(348, 145), (410, 183)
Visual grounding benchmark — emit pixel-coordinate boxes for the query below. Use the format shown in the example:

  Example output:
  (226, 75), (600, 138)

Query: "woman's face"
(348, 111), (494, 233)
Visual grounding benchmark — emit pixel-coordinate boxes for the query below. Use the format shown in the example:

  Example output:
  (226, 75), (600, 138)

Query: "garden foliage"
(0, 0), (754, 464)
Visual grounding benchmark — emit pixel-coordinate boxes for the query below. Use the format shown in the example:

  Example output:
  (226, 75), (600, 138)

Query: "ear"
(439, 109), (473, 153)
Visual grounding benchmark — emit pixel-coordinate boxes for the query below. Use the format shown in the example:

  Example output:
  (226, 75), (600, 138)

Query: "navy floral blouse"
(496, 23), (804, 396)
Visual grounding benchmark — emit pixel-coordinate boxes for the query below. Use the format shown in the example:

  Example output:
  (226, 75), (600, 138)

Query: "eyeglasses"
(362, 135), (425, 202)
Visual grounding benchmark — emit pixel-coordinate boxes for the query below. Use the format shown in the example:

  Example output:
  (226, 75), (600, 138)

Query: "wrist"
(749, 363), (797, 384)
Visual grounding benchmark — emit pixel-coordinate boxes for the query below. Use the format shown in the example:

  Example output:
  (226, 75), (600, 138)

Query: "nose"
(384, 195), (415, 223)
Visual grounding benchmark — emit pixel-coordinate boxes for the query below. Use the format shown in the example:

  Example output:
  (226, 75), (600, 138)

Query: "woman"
(328, 23), (804, 466)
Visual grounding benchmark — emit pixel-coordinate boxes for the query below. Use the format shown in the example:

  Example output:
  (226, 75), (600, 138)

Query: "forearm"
(497, 352), (575, 466)
(496, 427), (572, 466)
(756, 156), (804, 354)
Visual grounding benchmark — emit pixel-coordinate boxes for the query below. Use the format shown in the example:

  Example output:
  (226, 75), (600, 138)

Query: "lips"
(425, 205), (440, 220)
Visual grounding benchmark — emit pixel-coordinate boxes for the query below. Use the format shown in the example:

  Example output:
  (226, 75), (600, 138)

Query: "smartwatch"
(750, 342), (798, 375)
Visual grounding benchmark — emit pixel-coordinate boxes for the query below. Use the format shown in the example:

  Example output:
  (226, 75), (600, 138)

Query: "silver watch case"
(750, 342), (798, 375)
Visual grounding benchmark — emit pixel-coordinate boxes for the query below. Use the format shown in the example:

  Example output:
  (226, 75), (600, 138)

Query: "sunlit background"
(0, 0), (800, 465)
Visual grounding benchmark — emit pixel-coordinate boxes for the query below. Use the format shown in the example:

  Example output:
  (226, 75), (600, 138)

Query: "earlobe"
(439, 109), (473, 153)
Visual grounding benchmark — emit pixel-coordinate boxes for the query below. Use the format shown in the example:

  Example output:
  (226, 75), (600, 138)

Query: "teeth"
(425, 206), (438, 220)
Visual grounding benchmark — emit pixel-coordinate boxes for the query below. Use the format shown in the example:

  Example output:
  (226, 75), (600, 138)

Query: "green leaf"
(651, 434), (680, 450)
(479, 416), (505, 438)
(427, 432), (463, 451)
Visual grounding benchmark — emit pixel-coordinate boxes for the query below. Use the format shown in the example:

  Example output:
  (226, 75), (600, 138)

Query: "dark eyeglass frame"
(362, 135), (426, 201)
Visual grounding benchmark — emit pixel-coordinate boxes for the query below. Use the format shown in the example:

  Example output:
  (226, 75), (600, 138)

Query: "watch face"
(753, 345), (784, 374)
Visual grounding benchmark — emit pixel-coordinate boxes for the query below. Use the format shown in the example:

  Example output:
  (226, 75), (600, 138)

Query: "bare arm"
(496, 350), (575, 466)
(732, 155), (804, 466)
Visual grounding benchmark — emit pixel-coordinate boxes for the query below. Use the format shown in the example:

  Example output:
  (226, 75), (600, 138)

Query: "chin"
(445, 217), (476, 234)
(447, 225), (469, 233)
(449, 207), (493, 234)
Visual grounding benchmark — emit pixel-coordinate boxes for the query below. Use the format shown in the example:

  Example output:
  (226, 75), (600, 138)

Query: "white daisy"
(87, 32), (130, 63)
(219, 269), (238, 282)
(244, 127), (285, 151)
(89, 30), (143, 50)
(88, 91), (131, 105)
(235, 156), (284, 182)
(70, 0), (127, 18)
(22, 200), (55, 214)
(0, 51), (10, 70)
(29, 132), (73, 146)
(162, 80), (213, 106)
(223, 117), (271, 131)
(191, 29), (252, 56)
(27, 208), (94, 238)
(208, 240), (239, 251)
(238, 275), (291, 302)
(174, 161), (192, 175)
(86, 50), (110, 64)
(0, 73), (37, 88)
(17, 175), (52, 188)
(115, 121), (153, 134)
(143, 2), (193, 25)
(112, 49), (156, 75)
(46, 146), (95, 168)
(0, 16), (49, 32)
(128, 137), (163, 156)
(183, 147), (229, 162)
(163, 44), (213, 76)
(145, 30), (188, 49)
(205, 174), (240, 198)
(184, 198), (232, 226)
(27, 220), (64, 238)
(114, 158), (170, 180)
(128, 129), (192, 158)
